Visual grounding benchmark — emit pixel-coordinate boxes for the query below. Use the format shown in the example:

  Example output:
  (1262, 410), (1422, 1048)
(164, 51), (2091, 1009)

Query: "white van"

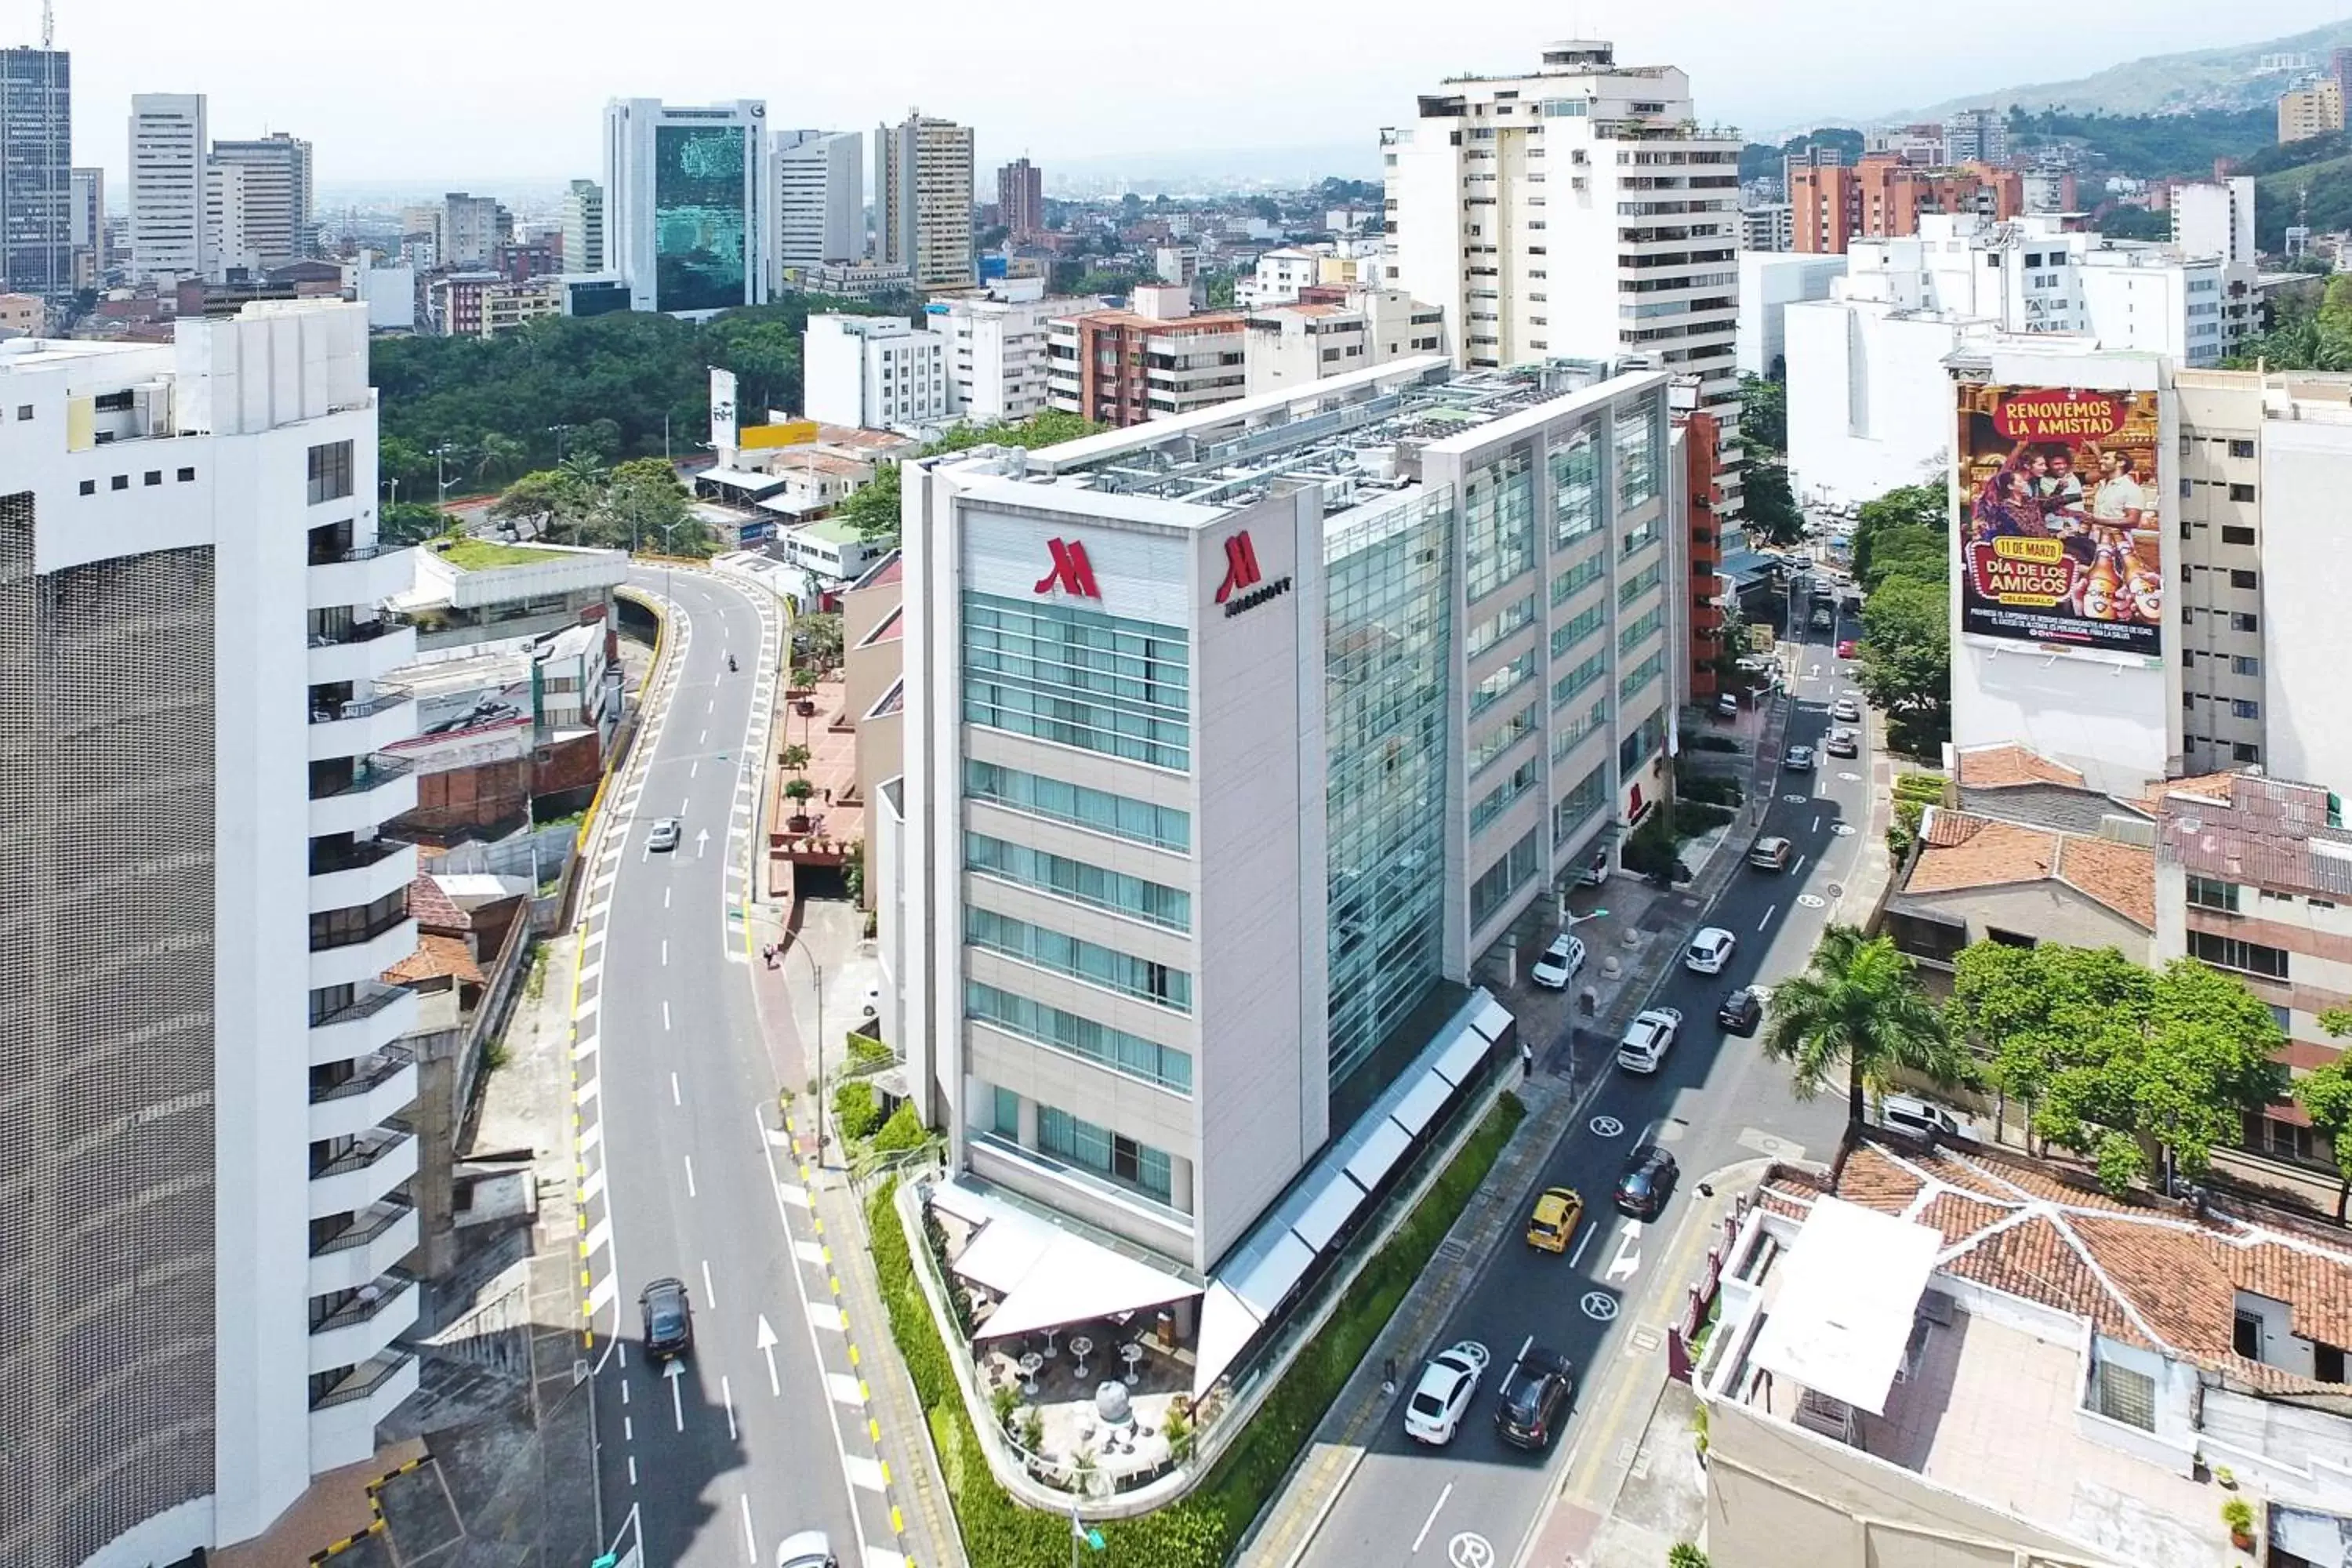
(1875, 1095), (1973, 1142)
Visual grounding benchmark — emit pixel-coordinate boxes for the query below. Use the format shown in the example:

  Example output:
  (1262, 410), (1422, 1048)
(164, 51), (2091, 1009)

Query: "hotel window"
(1468, 702), (1537, 776)
(1036, 1106), (1174, 1204)
(1469, 757), (1541, 834)
(966, 982), (1192, 1094)
(1552, 603), (1604, 659)
(965, 906), (1192, 1012)
(1551, 551), (1604, 606)
(960, 591), (1190, 770)
(1470, 652), (1535, 718)
(993, 1086), (1022, 1139)
(1465, 592), (1537, 659)
(1468, 826), (1542, 928)
(965, 832), (1190, 931)
(1464, 448), (1536, 601)
(1550, 426), (1600, 547)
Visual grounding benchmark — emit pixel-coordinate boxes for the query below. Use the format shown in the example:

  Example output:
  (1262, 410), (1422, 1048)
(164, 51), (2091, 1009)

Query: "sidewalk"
(1236, 696), (1795, 1568)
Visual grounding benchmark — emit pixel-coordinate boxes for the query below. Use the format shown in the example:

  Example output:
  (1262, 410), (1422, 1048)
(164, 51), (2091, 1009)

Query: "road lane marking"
(1570, 1226), (1597, 1268)
(1813, 813), (1820, 832)
(575, 1076), (599, 1107)
(580, 1167), (605, 1203)
(1795, 854), (1807, 875)
(845, 1454), (886, 1492)
(663, 886), (670, 909)
(827, 1373), (865, 1406)
(619, 1380), (629, 1406)
(690, 760), (699, 779)
(627, 1454), (637, 1487)
(722, 1375), (736, 1439)
(1757, 904), (1777, 931)
(699, 729), (706, 745)
(588, 1274), (618, 1313)
(1412, 1483), (1454, 1552)
(662, 1000), (671, 1031)
(794, 1240), (826, 1266)
(702, 1257), (717, 1308)
(1605, 1219), (1644, 1283)
(671, 1073), (681, 1106)
(661, 939), (668, 967)
(667, 1362), (684, 1430)
(740, 1494), (757, 1565)
(778, 1181), (809, 1207)
(680, 796), (689, 815)
(683, 1157), (696, 1197)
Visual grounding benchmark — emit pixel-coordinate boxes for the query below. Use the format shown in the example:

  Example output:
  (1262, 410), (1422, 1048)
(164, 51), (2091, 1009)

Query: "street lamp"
(550, 423), (576, 463)
(779, 928), (827, 1166)
(430, 443), (459, 509)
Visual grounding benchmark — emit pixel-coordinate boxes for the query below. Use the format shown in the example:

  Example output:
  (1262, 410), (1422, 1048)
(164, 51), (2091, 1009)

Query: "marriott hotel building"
(889, 356), (1689, 1361)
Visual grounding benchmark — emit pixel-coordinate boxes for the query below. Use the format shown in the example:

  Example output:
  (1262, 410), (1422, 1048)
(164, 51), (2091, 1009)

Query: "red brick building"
(1679, 408), (1724, 700)
(1791, 155), (2024, 253)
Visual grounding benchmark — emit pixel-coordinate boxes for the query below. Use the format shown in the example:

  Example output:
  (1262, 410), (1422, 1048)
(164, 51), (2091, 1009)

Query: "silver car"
(648, 817), (682, 852)
(777, 1533), (837, 1568)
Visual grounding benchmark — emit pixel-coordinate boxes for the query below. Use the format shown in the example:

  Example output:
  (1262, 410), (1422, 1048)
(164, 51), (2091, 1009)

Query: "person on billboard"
(1970, 466), (2046, 546)
(2036, 448), (2086, 524)
(2085, 447), (2148, 532)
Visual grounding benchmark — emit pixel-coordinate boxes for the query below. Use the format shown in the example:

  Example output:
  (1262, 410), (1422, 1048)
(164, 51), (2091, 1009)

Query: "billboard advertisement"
(1958, 385), (2162, 657)
(709, 366), (739, 454)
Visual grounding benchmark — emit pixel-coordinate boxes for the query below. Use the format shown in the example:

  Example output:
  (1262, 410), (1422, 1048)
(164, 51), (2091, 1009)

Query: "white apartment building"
(438, 192), (506, 269)
(68, 165), (104, 281)
(890, 358), (1684, 1378)
(772, 129), (863, 280)
(604, 99), (771, 316)
(926, 293), (1076, 423)
(209, 133), (314, 268)
(1737, 202), (1792, 253)
(2172, 176), (2258, 267)
(0, 301), (423, 1568)
(1237, 246), (1324, 309)
(1241, 285), (1447, 396)
(1382, 40), (1745, 531)
(1734, 251), (1842, 379)
(205, 158), (257, 281)
(129, 93), (207, 284)
(804, 311), (949, 431)
(561, 179), (604, 274)
(1788, 213), (2260, 508)
(877, 111), (975, 291)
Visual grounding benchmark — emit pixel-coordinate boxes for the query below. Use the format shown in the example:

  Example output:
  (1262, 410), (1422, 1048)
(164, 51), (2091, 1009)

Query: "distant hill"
(1868, 20), (2352, 123)
(2242, 132), (2352, 249)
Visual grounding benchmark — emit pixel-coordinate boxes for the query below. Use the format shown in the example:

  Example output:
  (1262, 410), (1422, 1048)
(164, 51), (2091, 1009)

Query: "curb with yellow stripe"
(307, 1454), (430, 1563)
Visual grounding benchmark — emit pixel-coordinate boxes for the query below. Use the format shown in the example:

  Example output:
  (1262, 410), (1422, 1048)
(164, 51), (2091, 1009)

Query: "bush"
(833, 1080), (881, 1142)
(1679, 775), (1744, 808)
(1668, 1545), (1712, 1568)
(1691, 734), (1742, 753)
(845, 1031), (892, 1073)
(2221, 1496), (2255, 1535)
(860, 1091), (1530, 1566)
(1675, 800), (1733, 833)
(871, 1102), (928, 1154)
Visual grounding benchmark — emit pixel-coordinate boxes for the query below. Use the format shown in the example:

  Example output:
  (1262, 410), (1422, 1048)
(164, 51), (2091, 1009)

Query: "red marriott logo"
(1033, 537), (1102, 599)
(1216, 528), (1293, 619)
(1214, 532), (1263, 604)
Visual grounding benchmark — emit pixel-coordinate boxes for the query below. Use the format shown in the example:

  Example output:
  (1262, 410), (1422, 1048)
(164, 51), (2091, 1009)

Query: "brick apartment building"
(1791, 155), (2024, 253)
(1679, 407), (1725, 700)
(1045, 283), (1247, 427)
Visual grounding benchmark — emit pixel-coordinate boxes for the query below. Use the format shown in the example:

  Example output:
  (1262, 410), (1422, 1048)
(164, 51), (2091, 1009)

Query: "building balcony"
(308, 1198), (419, 1298)
(308, 1121), (418, 1219)
(308, 543), (417, 613)
(307, 617), (418, 688)
(310, 1048), (418, 1145)
(309, 1269), (419, 1376)
(309, 837), (417, 915)
(309, 983), (418, 1068)
(309, 753), (417, 838)
(310, 1349), (419, 1470)
(308, 688), (417, 764)
(309, 915), (418, 993)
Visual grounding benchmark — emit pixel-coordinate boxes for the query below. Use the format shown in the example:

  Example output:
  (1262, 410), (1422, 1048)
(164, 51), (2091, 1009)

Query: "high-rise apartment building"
(1940, 107), (2009, 165)
(0, 45), (70, 303)
(889, 358), (1682, 1360)
(209, 132), (314, 267)
(1382, 41), (1745, 526)
(438, 191), (508, 269)
(67, 164), (102, 281)
(2172, 176), (2258, 266)
(561, 178), (603, 273)
(129, 93), (207, 284)
(1046, 283), (1248, 426)
(771, 129), (862, 279)
(603, 98), (771, 315)
(877, 110), (975, 291)
(802, 311), (949, 430)
(1789, 154), (2024, 253)
(996, 156), (1044, 240)
(928, 293), (1072, 422)
(0, 299), (423, 1568)
(2279, 78), (2345, 143)
(204, 158), (256, 280)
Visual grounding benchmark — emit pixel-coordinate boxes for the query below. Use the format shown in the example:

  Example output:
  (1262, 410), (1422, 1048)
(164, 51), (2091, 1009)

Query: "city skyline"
(15, 0), (2349, 190)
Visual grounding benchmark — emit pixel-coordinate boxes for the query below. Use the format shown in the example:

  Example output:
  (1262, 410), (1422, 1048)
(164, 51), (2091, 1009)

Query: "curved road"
(574, 568), (896, 1568)
(1298, 600), (1868, 1568)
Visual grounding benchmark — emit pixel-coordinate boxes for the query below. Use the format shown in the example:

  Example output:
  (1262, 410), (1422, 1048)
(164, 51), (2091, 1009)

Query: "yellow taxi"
(1525, 1186), (1585, 1254)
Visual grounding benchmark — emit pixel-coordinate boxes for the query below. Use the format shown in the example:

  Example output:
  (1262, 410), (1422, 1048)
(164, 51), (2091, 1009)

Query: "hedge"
(865, 1091), (1529, 1566)
(833, 1080), (882, 1142)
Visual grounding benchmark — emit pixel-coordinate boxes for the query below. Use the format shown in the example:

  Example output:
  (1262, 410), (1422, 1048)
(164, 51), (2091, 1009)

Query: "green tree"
(1850, 482), (1949, 583)
(379, 500), (448, 545)
(1247, 195), (1282, 223)
(837, 462), (903, 545)
(1856, 574), (1950, 753)
(2293, 1010), (2352, 1220)
(602, 456), (703, 554)
(1742, 456), (1805, 546)
(1949, 943), (2147, 1152)
(491, 468), (594, 539)
(472, 431), (527, 485)
(1738, 372), (1786, 454)
(1202, 271), (1237, 308)
(1762, 925), (1962, 1126)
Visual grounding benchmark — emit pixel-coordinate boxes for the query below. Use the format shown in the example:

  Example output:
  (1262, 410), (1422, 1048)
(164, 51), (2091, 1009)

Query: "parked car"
(1717, 987), (1763, 1035)
(1748, 836), (1792, 873)
(1831, 695), (1861, 721)
(1874, 1094), (1976, 1143)
(1613, 1145), (1680, 1220)
(648, 817), (683, 852)
(640, 1276), (694, 1360)
(1684, 926), (1737, 975)
(1715, 691), (1740, 718)
(1784, 744), (1816, 771)
(1404, 1341), (1492, 1445)
(776, 1534), (838, 1568)
(1617, 1007), (1682, 1074)
(1837, 638), (1857, 659)
(1825, 728), (1859, 758)
(1494, 1344), (1577, 1450)
(1530, 933), (1588, 991)
(1525, 1187), (1586, 1254)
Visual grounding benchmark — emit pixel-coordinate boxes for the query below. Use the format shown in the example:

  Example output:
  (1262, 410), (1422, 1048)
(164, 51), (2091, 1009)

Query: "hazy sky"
(20, 0), (2345, 192)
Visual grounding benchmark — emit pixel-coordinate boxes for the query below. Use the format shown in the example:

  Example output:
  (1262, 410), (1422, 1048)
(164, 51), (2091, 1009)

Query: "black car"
(1614, 1145), (1679, 1220)
(1493, 1345), (1577, 1450)
(1717, 987), (1762, 1036)
(640, 1276), (694, 1361)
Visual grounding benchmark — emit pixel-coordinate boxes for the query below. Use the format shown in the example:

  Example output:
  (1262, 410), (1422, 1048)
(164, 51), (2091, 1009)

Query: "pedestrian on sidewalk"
(1382, 1356), (1397, 1396)
(1520, 1039), (1535, 1080)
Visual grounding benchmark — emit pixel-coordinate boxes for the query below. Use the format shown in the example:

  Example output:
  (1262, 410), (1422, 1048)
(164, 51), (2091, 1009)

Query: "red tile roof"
(408, 873), (468, 933)
(383, 933), (482, 985)
(1954, 744), (2085, 789)
(1766, 1141), (2352, 1390)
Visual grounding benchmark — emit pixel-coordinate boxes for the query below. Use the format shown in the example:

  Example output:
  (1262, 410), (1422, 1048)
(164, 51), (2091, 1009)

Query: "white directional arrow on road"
(757, 1314), (781, 1396)
(666, 1358), (685, 1431)
(1605, 1218), (1643, 1284)
(695, 827), (711, 859)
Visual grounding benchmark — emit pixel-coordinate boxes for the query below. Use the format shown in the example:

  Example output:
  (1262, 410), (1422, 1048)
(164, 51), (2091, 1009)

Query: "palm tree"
(1761, 924), (1962, 1125)
(474, 432), (526, 485)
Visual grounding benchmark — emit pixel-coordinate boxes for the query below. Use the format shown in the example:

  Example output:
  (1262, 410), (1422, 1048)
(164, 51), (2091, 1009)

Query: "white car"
(1617, 1007), (1683, 1074)
(1684, 927), (1737, 975)
(1831, 695), (1861, 721)
(776, 1533), (838, 1568)
(1530, 933), (1588, 990)
(648, 817), (682, 852)
(1404, 1340), (1491, 1445)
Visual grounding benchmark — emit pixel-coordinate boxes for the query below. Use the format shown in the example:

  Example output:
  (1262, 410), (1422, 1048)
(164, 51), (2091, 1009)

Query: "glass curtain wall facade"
(652, 124), (749, 313)
(1325, 488), (1454, 1095)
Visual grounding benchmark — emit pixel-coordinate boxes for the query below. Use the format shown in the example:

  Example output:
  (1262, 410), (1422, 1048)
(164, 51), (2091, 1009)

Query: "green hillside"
(2252, 147), (2352, 250)
(1875, 20), (2352, 122)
